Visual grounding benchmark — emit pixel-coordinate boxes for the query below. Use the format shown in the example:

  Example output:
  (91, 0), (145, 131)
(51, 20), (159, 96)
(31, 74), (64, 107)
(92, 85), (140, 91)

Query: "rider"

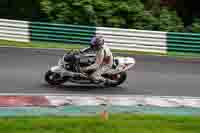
(80, 35), (116, 85)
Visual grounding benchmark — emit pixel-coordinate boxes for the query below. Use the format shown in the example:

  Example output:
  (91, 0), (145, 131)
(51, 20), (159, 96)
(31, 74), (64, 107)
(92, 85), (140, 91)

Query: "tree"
(40, 0), (158, 30)
(156, 8), (184, 32)
(141, 0), (161, 15)
(0, 0), (185, 32)
(158, 0), (200, 26)
(0, 0), (43, 21)
(189, 18), (200, 33)
(40, 0), (97, 25)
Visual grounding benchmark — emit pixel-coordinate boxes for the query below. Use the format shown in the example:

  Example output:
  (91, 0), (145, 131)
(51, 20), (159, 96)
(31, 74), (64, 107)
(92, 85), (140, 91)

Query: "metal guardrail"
(30, 21), (96, 44)
(167, 32), (200, 53)
(0, 19), (30, 42)
(30, 21), (168, 53)
(0, 18), (200, 53)
(96, 27), (167, 53)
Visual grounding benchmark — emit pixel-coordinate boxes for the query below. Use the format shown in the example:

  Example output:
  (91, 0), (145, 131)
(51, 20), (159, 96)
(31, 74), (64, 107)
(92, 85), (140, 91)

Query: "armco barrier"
(0, 19), (30, 42)
(30, 21), (96, 44)
(30, 22), (167, 53)
(96, 27), (167, 53)
(167, 32), (200, 53)
(0, 18), (200, 54)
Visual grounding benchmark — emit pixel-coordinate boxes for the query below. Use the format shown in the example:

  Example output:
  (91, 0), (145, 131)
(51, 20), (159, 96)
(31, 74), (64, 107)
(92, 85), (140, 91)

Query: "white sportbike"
(45, 49), (135, 87)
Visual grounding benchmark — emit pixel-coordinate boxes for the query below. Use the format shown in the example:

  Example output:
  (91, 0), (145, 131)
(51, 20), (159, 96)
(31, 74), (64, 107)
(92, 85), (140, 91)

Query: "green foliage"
(39, 0), (185, 32)
(0, 0), (43, 21)
(0, 115), (200, 133)
(156, 8), (184, 32)
(40, 0), (96, 25)
(0, 0), (186, 32)
(141, 0), (161, 15)
(39, 0), (157, 30)
(189, 18), (200, 33)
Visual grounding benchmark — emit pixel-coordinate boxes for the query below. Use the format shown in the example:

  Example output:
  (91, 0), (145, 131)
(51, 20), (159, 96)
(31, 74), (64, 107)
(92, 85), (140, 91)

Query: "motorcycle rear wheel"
(108, 72), (127, 87)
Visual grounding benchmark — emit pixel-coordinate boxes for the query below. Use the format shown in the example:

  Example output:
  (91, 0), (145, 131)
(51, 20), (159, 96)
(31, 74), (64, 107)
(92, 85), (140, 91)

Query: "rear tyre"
(45, 71), (67, 85)
(108, 72), (127, 87)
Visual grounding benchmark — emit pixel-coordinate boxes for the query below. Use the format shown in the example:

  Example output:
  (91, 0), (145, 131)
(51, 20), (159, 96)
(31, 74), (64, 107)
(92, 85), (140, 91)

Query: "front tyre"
(45, 71), (67, 85)
(109, 72), (127, 87)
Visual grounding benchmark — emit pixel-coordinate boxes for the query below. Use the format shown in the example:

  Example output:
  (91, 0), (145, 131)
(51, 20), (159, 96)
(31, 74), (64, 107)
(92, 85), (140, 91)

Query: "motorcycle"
(45, 49), (135, 87)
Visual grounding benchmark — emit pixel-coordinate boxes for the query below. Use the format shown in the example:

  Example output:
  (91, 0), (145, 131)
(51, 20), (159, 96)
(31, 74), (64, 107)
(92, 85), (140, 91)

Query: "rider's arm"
(80, 47), (92, 53)
(83, 49), (104, 71)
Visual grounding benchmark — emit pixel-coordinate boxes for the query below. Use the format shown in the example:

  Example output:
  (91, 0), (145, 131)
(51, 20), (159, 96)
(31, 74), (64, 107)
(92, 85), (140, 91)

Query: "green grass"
(0, 40), (165, 56)
(0, 40), (200, 59)
(0, 114), (200, 133)
(168, 51), (200, 59)
(0, 40), (85, 49)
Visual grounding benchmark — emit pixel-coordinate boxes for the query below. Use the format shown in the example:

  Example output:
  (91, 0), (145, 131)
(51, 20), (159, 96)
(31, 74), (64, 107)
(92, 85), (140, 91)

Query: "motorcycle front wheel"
(45, 71), (67, 85)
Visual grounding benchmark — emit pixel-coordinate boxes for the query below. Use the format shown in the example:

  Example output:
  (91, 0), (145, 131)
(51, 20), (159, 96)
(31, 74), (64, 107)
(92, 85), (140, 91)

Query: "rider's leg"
(90, 65), (117, 85)
(90, 66), (106, 82)
(90, 65), (109, 82)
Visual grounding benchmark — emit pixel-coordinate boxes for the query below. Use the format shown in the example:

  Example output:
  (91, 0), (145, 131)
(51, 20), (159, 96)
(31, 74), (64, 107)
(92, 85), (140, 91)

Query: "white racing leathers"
(82, 45), (113, 83)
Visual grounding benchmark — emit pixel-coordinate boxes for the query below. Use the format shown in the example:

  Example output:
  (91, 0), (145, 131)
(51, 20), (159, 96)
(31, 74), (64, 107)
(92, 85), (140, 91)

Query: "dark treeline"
(0, 0), (200, 32)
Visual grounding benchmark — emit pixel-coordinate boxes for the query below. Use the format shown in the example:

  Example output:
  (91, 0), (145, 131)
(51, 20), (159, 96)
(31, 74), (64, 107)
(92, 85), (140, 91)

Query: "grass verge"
(0, 40), (85, 49)
(0, 114), (200, 133)
(0, 40), (200, 59)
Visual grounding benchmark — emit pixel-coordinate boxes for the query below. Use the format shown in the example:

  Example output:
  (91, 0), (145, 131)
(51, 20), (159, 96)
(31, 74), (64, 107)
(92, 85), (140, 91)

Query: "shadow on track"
(41, 83), (124, 92)
(40, 83), (151, 95)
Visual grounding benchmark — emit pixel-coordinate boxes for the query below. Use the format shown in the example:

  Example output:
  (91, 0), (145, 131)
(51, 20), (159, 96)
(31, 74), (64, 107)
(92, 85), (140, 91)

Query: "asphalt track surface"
(0, 47), (200, 97)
